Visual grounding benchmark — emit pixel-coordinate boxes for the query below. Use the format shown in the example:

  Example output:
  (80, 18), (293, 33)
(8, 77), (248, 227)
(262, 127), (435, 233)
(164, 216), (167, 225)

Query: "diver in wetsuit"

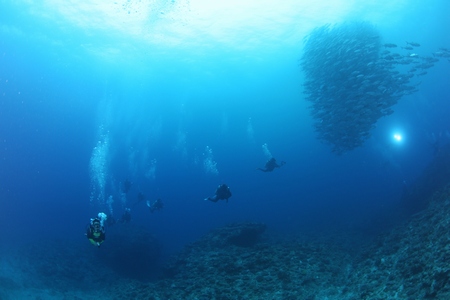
(257, 157), (285, 172)
(205, 184), (232, 203)
(86, 213), (107, 247)
(147, 198), (164, 213)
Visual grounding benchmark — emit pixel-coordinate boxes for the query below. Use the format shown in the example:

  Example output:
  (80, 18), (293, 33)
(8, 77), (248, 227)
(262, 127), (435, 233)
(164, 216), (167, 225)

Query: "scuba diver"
(257, 157), (285, 172)
(205, 184), (232, 203)
(86, 212), (107, 247)
(119, 208), (132, 223)
(147, 198), (164, 213)
(134, 192), (146, 207)
(123, 179), (132, 194)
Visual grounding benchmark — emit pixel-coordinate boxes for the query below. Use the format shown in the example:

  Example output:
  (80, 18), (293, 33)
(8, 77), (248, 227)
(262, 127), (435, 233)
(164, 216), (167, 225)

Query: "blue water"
(0, 0), (449, 260)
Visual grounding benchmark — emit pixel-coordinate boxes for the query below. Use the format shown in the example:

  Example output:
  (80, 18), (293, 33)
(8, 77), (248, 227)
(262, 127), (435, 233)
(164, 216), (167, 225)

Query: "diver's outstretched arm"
(256, 167), (267, 172)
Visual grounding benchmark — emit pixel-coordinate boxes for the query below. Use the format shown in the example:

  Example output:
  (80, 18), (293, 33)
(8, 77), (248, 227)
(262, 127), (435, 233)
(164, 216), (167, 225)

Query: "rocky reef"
(111, 222), (354, 299)
(4, 184), (450, 299)
(345, 184), (450, 299)
(99, 223), (162, 280)
(110, 186), (450, 299)
(0, 224), (161, 299)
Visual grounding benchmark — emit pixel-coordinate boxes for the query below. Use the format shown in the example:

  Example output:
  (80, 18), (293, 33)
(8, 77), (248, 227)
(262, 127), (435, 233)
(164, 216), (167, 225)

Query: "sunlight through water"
(32, 0), (413, 55)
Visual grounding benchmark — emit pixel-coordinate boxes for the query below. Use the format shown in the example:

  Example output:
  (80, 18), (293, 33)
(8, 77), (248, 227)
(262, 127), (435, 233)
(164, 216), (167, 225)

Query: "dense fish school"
(301, 22), (448, 154)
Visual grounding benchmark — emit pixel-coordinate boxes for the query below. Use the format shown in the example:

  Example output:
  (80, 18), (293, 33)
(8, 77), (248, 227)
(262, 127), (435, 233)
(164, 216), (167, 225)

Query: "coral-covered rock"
(345, 183), (450, 299)
(152, 222), (352, 299)
(99, 224), (161, 280)
(206, 222), (267, 247)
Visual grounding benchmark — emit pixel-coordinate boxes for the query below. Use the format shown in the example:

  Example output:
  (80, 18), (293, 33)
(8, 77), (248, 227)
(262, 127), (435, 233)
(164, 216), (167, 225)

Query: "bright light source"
(393, 134), (402, 142)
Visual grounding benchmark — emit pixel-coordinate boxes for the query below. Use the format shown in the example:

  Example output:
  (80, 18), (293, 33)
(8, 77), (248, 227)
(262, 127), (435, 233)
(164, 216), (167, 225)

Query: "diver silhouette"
(205, 184), (232, 203)
(257, 157), (285, 172)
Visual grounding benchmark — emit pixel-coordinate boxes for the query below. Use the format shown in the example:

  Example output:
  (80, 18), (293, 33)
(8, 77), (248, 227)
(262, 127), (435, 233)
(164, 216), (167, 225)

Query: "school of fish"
(301, 22), (449, 154)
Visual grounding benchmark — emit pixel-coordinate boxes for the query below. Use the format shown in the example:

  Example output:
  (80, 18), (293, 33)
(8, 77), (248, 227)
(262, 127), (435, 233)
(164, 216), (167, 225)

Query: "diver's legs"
(205, 195), (219, 202)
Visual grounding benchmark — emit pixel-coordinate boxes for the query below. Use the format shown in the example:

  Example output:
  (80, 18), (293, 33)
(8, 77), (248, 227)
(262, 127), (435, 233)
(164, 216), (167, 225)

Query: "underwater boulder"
(98, 224), (161, 279)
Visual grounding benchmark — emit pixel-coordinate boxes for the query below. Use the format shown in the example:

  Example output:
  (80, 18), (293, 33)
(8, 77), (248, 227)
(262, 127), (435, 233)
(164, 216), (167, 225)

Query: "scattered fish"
(406, 41), (421, 47)
(434, 51), (450, 58)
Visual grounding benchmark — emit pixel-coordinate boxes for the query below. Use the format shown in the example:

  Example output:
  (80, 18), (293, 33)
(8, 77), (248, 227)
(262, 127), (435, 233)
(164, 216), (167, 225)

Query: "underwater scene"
(1, 0), (450, 299)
